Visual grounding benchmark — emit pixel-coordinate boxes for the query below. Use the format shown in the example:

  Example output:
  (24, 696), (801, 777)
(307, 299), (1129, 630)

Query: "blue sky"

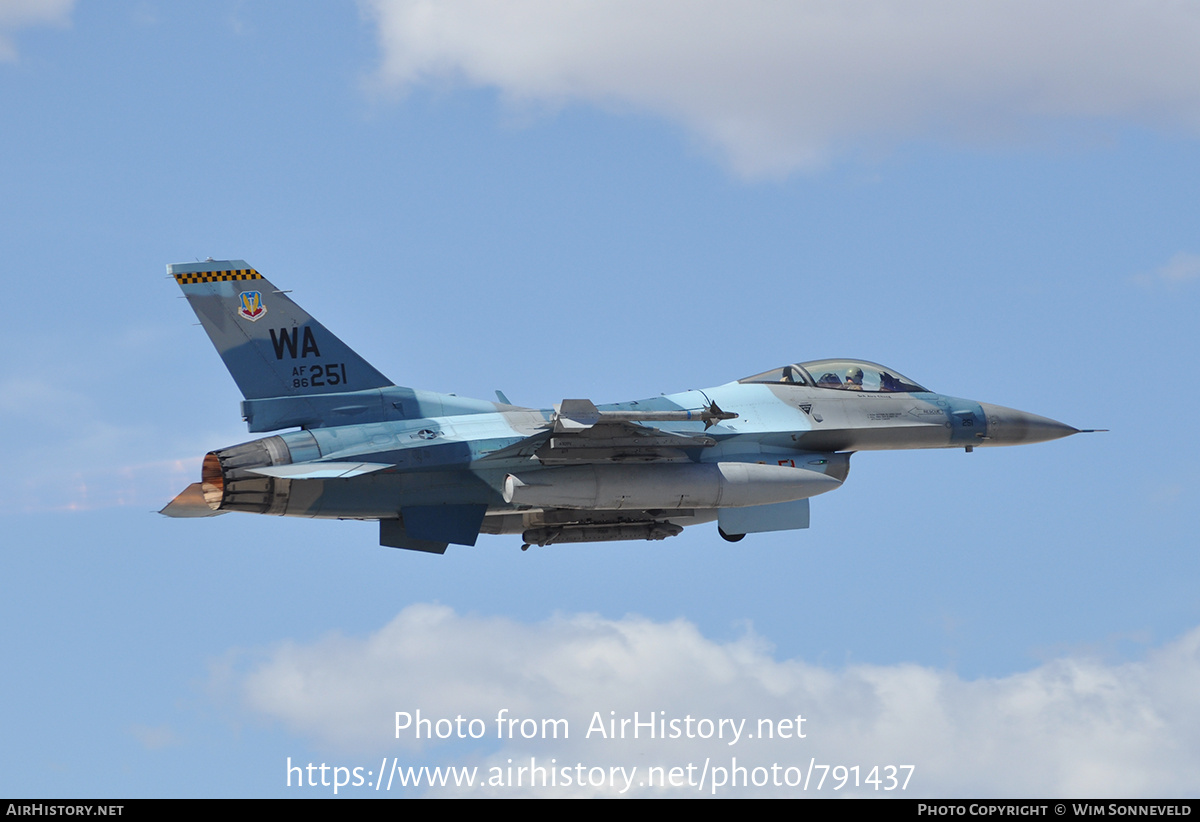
(2, 1), (1198, 797)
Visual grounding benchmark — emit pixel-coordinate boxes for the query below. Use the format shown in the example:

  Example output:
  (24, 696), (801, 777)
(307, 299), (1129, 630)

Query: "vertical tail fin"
(169, 259), (393, 400)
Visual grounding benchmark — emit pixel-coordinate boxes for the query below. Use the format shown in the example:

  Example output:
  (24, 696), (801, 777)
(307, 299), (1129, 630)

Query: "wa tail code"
(269, 326), (321, 360)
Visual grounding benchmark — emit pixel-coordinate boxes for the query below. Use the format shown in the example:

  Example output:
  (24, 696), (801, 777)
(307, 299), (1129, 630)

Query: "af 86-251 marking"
(291, 363), (347, 389)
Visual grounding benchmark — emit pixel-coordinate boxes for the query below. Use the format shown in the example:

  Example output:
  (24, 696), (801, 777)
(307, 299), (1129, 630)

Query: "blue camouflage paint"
(162, 260), (1083, 552)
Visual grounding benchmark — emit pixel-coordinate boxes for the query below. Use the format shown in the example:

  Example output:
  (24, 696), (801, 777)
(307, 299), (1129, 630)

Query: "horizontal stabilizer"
(246, 461), (394, 479)
(159, 483), (226, 518)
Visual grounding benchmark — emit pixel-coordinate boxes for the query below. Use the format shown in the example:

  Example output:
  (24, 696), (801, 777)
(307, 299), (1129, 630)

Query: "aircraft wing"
(536, 418), (716, 464)
(481, 399), (727, 465)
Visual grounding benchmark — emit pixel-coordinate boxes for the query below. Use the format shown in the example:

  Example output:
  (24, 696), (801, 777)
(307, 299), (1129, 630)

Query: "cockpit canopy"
(738, 359), (928, 393)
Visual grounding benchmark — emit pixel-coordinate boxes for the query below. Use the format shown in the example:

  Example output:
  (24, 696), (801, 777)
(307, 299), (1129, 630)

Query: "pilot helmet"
(845, 366), (864, 385)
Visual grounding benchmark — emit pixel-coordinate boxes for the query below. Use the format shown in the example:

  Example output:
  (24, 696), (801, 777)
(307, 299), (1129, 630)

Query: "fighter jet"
(162, 259), (1092, 553)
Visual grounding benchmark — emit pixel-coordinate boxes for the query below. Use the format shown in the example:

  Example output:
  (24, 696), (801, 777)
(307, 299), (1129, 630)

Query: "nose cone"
(978, 402), (1079, 446)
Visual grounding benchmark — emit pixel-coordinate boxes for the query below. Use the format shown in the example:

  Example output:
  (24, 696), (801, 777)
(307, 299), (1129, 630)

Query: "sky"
(1, 0), (1198, 798)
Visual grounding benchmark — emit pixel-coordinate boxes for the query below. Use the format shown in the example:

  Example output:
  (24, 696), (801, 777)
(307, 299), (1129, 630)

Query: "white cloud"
(0, 0), (72, 61)
(1155, 252), (1200, 284)
(362, 0), (1200, 177)
(129, 723), (181, 751)
(233, 604), (1200, 796)
(1132, 252), (1200, 288)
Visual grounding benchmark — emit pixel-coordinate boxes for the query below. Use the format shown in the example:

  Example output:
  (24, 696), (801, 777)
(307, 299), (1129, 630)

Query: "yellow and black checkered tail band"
(173, 268), (262, 285)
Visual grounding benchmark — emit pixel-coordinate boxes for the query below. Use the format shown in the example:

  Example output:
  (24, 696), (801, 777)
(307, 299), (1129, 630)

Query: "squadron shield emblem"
(237, 291), (267, 322)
